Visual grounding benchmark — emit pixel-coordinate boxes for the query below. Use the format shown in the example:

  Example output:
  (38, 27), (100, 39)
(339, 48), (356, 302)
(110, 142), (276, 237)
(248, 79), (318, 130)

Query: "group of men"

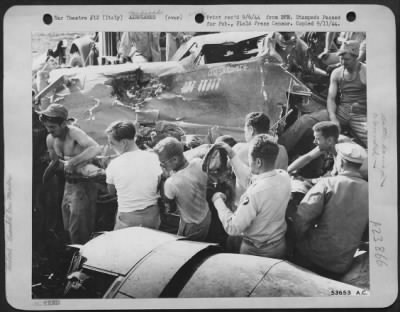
(37, 37), (368, 279)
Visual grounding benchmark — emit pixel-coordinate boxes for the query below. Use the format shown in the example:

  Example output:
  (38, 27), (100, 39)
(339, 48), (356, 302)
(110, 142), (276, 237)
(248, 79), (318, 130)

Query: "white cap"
(335, 143), (367, 164)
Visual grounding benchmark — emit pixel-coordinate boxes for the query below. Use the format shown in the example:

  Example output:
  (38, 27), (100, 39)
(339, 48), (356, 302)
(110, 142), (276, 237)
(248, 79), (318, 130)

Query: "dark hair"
(249, 134), (279, 166)
(153, 136), (184, 159)
(312, 121), (340, 140)
(245, 112), (270, 134)
(105, 120), (136, 141)
(215, 135), (237, 147)
(39, 114), (65, 125)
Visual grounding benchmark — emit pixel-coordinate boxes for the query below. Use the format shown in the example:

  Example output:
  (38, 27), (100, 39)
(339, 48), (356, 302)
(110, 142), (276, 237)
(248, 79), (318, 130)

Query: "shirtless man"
(40, 104), (101, 244)
(327, 40), (367, 148)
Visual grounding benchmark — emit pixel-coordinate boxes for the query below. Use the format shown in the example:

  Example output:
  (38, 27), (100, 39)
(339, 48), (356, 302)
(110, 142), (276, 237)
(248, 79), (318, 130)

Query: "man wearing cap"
(40, 104), (101, 244)
(292, 142), (368, 277)
(327, 40), (367, 148)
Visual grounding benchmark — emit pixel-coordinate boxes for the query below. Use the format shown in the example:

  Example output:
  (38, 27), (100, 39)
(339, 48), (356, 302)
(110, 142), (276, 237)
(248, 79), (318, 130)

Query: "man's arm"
(293, 181), (327, 240)
(261, 33), (284, 63)
(324, 32), (337, 53)
(43, 134), (62, 183)
(276, 144), (289, 170)
(163, 179), (178, 214)
(46, 134), (59, 162)
(326, 69), (341, 130)
(212, 192), (256, 236)
(288, 147), (322, 175)
(358, 41), (366, 63)
(107, 184), (117, 196)
(228, 146), (252, 188)
(65, 127), (102, 170)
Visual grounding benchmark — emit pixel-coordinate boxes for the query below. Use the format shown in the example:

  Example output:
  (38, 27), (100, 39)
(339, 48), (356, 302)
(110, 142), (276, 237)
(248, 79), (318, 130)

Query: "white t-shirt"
(106, 150), (162, 213)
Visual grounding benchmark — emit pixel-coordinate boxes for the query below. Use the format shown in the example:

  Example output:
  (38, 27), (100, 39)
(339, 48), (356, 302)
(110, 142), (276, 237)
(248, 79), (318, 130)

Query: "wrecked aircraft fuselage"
(63, 227), (369, 298)
(36, 52), (325, 145)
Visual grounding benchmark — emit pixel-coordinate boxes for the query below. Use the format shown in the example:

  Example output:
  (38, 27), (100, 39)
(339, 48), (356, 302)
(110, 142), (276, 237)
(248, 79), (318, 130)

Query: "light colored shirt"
(164, 158), (209, 224)
(232, 141), (288, 208)
(106, 150), (161, 213)
(294, 171), (368, 274)
(215, 169), (291, 248)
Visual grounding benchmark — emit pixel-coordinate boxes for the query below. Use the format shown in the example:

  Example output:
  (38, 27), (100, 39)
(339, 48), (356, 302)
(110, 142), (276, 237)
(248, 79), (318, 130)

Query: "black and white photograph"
(3, 4), (398, 310)
(31, 30), (370, 299)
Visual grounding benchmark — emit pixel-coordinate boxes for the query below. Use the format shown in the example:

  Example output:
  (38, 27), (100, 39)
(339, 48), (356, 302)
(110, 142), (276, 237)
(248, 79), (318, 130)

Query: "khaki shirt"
(294, 171), (368, 274)
(216, 168), (291, 248)
(232, 142), (288, 208)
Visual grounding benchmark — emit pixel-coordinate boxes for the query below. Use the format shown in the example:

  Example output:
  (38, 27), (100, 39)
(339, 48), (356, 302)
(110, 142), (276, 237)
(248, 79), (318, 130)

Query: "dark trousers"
(178, 210), (211, 242)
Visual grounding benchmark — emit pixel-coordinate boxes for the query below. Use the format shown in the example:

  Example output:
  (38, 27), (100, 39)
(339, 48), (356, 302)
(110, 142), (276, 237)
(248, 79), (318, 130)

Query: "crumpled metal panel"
(251, 261), (366, 297)
(178, 254), (281, 297)
(117, 240), (218, 298)
(81, 227), (179, 275)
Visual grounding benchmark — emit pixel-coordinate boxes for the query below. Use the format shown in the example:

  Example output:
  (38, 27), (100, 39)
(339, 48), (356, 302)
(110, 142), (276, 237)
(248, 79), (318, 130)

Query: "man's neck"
(175, 157), (189, 172)
(329, 144), (337, 155)
(345, 61), (359, 73)
(123, 142), (138, 154)
(57, 126), (69, 141)
(255, 166), (275, 175)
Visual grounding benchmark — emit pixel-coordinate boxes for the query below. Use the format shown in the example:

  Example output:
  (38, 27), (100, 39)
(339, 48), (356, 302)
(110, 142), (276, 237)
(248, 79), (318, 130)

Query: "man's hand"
(214, 142), (235, 159)
(318, 49), (330, 61)
(117, 53), (131, 64)
(206, 126), (223, 144)
(211, 192), (227, 204)
(63, 160), (76, 174)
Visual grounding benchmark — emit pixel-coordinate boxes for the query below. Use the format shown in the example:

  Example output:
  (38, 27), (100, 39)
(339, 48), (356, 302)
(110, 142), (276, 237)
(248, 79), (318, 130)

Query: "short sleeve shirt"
(106, 150), (162, 212)
(164, 158), (209, 224)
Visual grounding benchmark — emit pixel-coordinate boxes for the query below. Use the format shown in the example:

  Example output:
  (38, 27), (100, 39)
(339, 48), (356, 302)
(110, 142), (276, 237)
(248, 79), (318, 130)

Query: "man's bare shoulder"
(330, 66), (342, 81)
(46, 133), (55, 145)
(232, 142), (248, 152)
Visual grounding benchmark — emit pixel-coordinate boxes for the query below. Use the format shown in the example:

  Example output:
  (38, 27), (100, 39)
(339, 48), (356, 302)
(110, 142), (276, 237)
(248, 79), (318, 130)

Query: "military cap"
(335, 142), (367, 164)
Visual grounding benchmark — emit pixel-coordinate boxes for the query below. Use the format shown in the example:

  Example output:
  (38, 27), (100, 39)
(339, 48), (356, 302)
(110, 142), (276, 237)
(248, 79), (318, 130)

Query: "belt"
(242, 236), (283, 248)
(65, 173), (106, 184)
(341, 102), (367, 114)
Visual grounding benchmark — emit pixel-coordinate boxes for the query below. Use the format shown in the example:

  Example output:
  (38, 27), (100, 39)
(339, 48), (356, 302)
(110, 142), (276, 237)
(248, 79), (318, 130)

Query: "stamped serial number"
(331, 290), (352, 296)
(330, 289), (368, 296)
